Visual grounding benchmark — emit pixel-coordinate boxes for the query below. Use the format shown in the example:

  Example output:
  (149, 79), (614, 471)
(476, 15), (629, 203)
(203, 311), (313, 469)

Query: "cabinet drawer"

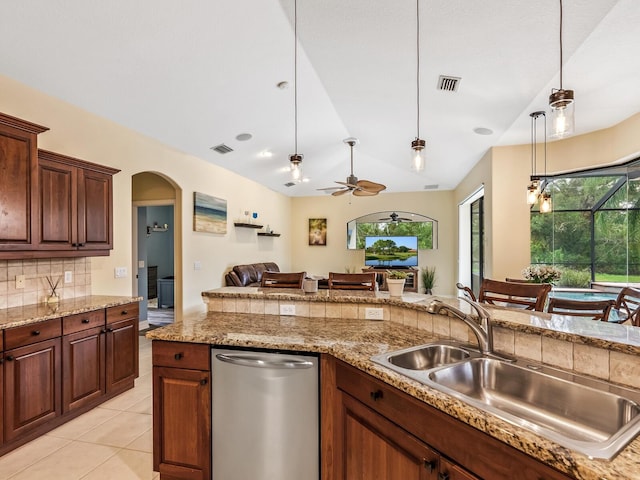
(153, 341), (210, 370)
(106, 302), (139, 324)
(5, 318), (62, 350)
(63, 309), (105, 335)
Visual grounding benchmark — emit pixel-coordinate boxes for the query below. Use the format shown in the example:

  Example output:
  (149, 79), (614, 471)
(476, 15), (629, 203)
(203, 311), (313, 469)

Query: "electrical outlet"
(114, 267), (128, 278)
(138, 260), (145, 268)
(64, 271), (73, 283)
(280, 304), (296, 316)
(15, 274), (25, 289)
(365, 307), (384, 320)
(194, 261), (202, 270)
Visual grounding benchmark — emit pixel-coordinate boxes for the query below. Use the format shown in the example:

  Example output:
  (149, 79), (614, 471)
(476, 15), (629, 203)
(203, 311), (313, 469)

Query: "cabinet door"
(153, 366), (211, 480)
(4, 338), (62, 441)
(77, 168), (113, 251)
(340, 393), (438, 480)
(0, 353), (4, 446)
(439, 458), (481, 480)
(37, 157), (76, 249)
(106, 317), (138, 394)
(62, 325), (106, 413)
(0, 115), (47, 252)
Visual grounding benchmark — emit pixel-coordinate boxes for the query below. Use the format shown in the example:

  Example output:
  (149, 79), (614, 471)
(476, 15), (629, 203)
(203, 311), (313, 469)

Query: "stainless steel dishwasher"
(211, 348), (319, 480)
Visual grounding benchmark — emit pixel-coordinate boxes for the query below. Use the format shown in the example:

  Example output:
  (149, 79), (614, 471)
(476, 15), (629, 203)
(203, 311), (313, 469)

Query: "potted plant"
(420, 266), (436, 295)
(386, 270), (407, 297)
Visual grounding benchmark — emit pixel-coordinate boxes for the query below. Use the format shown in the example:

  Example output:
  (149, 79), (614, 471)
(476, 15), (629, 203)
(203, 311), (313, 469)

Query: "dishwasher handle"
(215, 353), (315, 369)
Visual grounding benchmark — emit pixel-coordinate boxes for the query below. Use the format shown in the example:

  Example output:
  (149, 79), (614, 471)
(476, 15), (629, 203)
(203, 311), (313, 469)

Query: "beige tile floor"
(0, 335), (158, 480)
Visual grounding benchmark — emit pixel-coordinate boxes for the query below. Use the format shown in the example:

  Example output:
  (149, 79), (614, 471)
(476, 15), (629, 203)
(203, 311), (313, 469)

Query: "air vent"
(210, 144), (234, 154)
(284, 182), (296, 187)
(424, 184), (439, 190)
(437, 75), (461, 92)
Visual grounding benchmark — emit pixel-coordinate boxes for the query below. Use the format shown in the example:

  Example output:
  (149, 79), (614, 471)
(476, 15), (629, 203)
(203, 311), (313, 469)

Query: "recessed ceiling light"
(259, 150), (274, 158)
(236, 133), (252, 141)
(302, 177), (310, 183)
(473, 127), (493, 136)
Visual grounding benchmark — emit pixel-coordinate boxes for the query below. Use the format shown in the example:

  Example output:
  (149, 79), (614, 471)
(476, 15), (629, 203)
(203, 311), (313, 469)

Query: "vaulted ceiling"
(1, 0), (638, 196)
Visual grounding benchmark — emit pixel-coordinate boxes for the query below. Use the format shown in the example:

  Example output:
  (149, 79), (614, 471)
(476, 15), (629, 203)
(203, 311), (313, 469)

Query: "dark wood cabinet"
(0, 351), (4, 447)
(153, 341), (211, 480)
(62, 324), (106, 413)
(37, 150), (118, 255)
(0, 113), (48, 255)
(106, 304), (139, 394)
(331, 360), (572, 480)
(3, 337), (62, 442)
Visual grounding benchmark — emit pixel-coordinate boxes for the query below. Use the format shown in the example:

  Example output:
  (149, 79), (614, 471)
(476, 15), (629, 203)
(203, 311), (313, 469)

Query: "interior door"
(470, 196), (484, 297)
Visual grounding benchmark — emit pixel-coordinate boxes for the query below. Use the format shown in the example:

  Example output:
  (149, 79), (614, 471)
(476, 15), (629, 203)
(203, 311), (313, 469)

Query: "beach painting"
(194, 192), (227, 234)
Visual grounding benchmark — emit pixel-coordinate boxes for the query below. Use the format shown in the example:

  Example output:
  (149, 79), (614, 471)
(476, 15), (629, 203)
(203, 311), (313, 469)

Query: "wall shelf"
(234, 222), (263, 229)
(257, 232), (280, 237)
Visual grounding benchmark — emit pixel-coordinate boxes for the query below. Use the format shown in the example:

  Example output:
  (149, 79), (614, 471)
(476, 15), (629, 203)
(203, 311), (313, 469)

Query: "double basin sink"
(371, 341), (640, 459)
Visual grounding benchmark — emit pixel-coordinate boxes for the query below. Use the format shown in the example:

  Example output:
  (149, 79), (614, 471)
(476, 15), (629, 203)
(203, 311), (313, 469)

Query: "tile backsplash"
(0, 258), (92, 309)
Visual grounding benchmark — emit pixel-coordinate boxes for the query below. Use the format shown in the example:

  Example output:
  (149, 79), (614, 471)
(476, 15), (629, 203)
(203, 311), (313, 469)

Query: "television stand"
(362, 267), (418, 293)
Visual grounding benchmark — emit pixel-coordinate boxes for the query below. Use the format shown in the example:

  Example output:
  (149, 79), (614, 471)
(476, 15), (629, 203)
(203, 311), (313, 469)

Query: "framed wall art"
(194, 192), (227, 234)
(308, 218), (327, 246)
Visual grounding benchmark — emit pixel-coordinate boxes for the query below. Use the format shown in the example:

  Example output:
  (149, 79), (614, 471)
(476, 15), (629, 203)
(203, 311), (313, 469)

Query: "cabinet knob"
(78, 243), (85, 247)
(6, 355), (14, 362)
(101, 328), (107, 334)
(370, 390), (383, 401)
(174, 353), (183, 360)
(423, 460), (436, 473)
(32, 330), (40, 336)
(82, 318), (90, 324)
(121, 310), (128, 315)
(107, 327), (114, 333)
(200, 378), (208, 386)
(438, 473), (450, 480)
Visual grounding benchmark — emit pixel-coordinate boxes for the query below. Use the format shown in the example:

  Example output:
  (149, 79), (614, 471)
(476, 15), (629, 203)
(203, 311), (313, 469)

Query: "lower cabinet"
(153, 341), (211, 480)
(0, 352), (3, 447)
(106, 317), (139, 393)
(331, 360), (571, 480)
(3, 337), (62, 442)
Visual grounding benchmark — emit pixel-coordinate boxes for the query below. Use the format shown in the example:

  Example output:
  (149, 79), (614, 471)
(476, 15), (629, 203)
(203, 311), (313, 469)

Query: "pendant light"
(410, 0), (425, 172)
(289, 0), (303, 181)
(527, 111), (552, 213)
(549, 0), (574, 139)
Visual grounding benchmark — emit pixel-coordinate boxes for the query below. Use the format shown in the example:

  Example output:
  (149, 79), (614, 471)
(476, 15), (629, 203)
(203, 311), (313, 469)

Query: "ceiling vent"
(284, 181), (296, 187)
(437, 75), (461, 92)
(424, 184), (439, 190)
(210, 144), (234, 154)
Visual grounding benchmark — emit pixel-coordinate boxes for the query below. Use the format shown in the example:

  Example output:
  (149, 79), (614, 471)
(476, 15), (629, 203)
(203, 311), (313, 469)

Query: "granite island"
(147, 287), (640, 480)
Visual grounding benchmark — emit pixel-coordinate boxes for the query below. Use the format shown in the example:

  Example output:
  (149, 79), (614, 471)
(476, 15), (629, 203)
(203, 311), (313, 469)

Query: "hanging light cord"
(531, 114), (535, 175)
(294, 0), (299, 154)
(559, 0), (564, 90)
(416, 0), (420, 138)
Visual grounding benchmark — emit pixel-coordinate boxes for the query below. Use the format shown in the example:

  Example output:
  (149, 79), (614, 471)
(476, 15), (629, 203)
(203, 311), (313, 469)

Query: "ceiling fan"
(317, 138), (386, 196)
(379, 212), (412, 222)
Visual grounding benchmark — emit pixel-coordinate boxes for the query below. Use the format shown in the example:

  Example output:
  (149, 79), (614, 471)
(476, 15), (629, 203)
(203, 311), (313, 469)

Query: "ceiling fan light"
(411, 138), (426, 172)
(289, 153), (303, 182)
(549, 89), (575, 139)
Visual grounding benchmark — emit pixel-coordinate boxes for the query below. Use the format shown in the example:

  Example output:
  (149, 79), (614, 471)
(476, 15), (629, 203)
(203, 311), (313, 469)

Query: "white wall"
(0, 74), (292, 314)
(291, 191), (457, 295)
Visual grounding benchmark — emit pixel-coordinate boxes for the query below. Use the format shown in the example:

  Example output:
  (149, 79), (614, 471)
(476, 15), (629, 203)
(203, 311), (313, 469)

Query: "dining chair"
(260, 271), (306, 288)
(480, 278), (551, 311)
(547, 297), (614, 322)
(328, 272), (376, 291)
(613, 287), (640, 326)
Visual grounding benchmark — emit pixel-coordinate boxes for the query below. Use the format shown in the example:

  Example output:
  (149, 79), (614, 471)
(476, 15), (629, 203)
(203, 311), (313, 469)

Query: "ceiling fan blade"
(316, 186), (345, 191)
(332, 188), (350, 196)
(352, 188), (378, 197)
(335, 181), (357, 188)
(357, 179), (386, 192)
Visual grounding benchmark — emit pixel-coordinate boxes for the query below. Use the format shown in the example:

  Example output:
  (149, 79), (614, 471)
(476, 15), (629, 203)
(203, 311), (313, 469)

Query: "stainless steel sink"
(386, 343), (477, 370)
(372, 343), (640, 459)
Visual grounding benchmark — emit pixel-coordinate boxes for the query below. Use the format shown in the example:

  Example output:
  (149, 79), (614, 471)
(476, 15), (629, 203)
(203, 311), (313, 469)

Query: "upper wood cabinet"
(37, 150), (119, 255)
(0, 113), (49, 252)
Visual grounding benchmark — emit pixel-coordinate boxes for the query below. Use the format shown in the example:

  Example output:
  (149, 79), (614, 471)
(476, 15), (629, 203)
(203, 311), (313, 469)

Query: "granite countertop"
(0, 295), (142, 330)
(148, 311), (640, 480)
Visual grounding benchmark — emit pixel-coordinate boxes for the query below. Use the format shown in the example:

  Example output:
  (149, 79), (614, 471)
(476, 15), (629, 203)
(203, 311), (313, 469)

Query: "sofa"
(225, 262), (280, 287)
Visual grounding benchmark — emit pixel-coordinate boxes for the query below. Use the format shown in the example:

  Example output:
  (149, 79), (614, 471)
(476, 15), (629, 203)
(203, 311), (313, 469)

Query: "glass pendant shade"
(527, 181), (540, 205)
(411, 138), (426, 172)
(289, 154), (303, 182)
(540, 192), (553, 213)
(549, 89), (574, 139)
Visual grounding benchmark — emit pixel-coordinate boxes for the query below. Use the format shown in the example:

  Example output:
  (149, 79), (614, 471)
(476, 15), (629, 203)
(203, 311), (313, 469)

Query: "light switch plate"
(114, 267), (128, 278)
(64, 271), (73, 283)
(15, 274), (25, 289)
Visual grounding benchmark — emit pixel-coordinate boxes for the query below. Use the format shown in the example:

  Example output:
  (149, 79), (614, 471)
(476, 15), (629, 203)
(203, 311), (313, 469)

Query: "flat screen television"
(364, 236), (418, 267)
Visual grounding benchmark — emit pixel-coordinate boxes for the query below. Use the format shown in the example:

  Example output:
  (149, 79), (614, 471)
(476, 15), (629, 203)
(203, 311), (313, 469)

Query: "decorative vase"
(425, 288), (433, 295)
(386, 279), (405, 297)
(46, 293), (59, 305)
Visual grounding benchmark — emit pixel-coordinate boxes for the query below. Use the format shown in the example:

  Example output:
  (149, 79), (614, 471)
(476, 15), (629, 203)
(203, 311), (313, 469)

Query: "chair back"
(548, 297), (614, 322)
(260, 271), (305, 288)
(328, 272), (376, 291)
(614, 287), (640, 326)
(478, 278), (551, 312)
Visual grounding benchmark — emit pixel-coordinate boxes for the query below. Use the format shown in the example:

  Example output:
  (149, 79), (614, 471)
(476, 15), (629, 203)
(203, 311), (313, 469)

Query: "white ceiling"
(1, 0), (639, 196)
